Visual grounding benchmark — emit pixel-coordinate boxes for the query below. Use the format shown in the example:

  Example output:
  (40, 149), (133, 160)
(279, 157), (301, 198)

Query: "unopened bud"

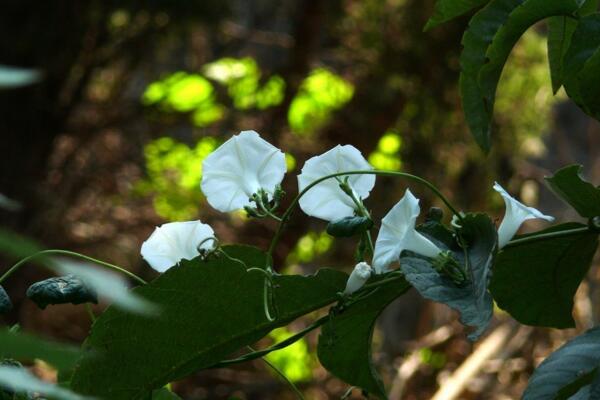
(344, 262), (373, 295)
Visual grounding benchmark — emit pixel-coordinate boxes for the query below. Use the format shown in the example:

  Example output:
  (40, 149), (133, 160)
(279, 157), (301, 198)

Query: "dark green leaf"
(523, 326), (600, 400)
(402, 214), (496, 340)
(26, 274), (97, 310)
(70, 245), (348, 399)
(460, 0), (580, 152)
(563, 13), (600, 118)
(547, 0), (598, 93)
(0, 329), (81, 373)
(490, 223), (598, 328)
(151, 388), (182, 399)
(0, 286), (11, 314)
(326, 216), (374, 238)
(317, 276), (411, 399)
(425, 0), (490, 30)
(546, 164), (600, 218)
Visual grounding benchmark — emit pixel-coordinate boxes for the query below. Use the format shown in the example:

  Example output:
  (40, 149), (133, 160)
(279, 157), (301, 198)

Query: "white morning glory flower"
(372, 189), (442, 274)
(344, 262), (373, 295)
(141, 220), (215, 272)
(494, 182), (554, 248)
(297, 145), (375, 221)
(201, 130), (286, 212)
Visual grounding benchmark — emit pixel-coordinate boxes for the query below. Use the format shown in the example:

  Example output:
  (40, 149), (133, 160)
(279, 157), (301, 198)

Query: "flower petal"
(201, 130), (286, 212)
(141, 220), (215, 272)
(493, 182), (555, 248)
(373, 189), (441, 273)
(297, 144), (375, 221)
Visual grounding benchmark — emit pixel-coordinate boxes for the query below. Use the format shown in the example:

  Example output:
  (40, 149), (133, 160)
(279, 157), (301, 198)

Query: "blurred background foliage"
(1, 0), (599, 399)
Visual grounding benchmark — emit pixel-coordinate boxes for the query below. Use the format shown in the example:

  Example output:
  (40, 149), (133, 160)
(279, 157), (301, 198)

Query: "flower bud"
(344, 262), (373, 295)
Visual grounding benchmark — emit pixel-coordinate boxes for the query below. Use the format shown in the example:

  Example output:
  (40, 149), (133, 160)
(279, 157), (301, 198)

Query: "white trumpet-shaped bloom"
(372, 189), (442, 274)
(344, 262), (373, 295)
(494, 182), (554, 248)
(141, 220), (215, 272)
(201, 130), (286, 212)
(297, 145), (375, 221)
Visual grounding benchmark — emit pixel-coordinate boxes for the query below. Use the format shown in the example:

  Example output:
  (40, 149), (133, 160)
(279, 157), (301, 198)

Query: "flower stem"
(267, 170), (461, 265)
(0, 249), (147, 285)
(504, 226), (592, 249)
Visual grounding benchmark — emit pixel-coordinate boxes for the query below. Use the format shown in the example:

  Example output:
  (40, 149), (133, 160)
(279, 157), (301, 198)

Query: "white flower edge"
(344, 262), (373, 295)
(201, 130), (286, 212)
(372, 189), (442, 274)
(297, 144), (375, 221)
(141, 220), (215, 272)
(493, 182), (555, 248)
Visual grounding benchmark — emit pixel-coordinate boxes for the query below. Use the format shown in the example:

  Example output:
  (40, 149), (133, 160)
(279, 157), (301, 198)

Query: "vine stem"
(267, 170), (462, 264)
(0, 249), (147, 285)
(504, 226), (592, 248)
(247, 345), (305, 400)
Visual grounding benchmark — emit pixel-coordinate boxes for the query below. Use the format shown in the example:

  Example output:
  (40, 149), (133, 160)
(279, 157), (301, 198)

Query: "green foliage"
(317, 276), (411, 399)
(286, 231), (333, 265)
(460, 0), (580, 152)
(0, 286), (11, 314)
(546, 164), (600, 218)
(135, 136), (218, 220)
(70, 246), (347, 399)
(151, 388), (183, 399)
(402, 214), (497, 340)
(265, 328), (313, 383)
(562, 13), (600, 120)
(523, 326), (600, 399)
(490, 223), (598, 328)
(326, 216), (374, 238)
(26, 274), (97, 310)
(424, 0), (490, 30)
(368, 131), (402, 171)
(0, 329), (81, 373)
(288, 68), (354, 135)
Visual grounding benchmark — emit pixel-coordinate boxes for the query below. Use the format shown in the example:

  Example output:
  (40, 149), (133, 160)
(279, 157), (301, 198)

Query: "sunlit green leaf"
(317, 276), (411, 399)
(545, 164), (600, 218)
(70, 246), (347, 399)
(523, 326), (600, 400)
(265, 327), (313, 383)
(0, 329), (81, 373)
(151, 388), (182, 399)
(490, 223), (598, 328)
(460, 0), (580, 152)
(425, 0), (490, 30)
(26, 275), (97, 310)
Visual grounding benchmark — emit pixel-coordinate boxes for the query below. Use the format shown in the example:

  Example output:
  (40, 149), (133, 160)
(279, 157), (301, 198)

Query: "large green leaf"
(401, 214), (496, 340)
(547, 0), (599, 93)
(317, 276), (411, 399)
(523, 326), (600, 400)
(0, 329), (81, 373)
(460, 0), (580, 152)
(490, 223), (598, 328)
(545, 164), (600, 218)
(424, 0), (491, 31)
(70, 245), (347, 399)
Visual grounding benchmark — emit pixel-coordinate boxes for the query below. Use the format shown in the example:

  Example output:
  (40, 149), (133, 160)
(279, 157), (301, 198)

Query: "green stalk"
(0, 249), (147, 285)
(504, 226), (592, 249)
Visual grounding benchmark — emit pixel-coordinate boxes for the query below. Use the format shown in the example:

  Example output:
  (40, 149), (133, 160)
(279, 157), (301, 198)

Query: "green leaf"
(490, 223), (599, 328)
(0, 366), (87, 400)
(547, 0), (598, 93)
(562, 13), (600, 119)
(26, 275), (97, 310)
(317, 276), (411, 399)
(70, 245), (348, 399)
(545, 164), (600, 218)
(326, 216), (374, 238)
(425, 0), (490, 30)
(0, 286), (11, 314)
(523, 326), (600, 400)
(401, 214), (496, 340)
(151, 388), (182, 399)
(0, 329), (81, 373)
(460, 0), (580, 152)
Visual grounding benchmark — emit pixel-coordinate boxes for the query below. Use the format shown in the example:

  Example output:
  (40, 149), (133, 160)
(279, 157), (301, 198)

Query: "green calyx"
(431, 251), (468, 286)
